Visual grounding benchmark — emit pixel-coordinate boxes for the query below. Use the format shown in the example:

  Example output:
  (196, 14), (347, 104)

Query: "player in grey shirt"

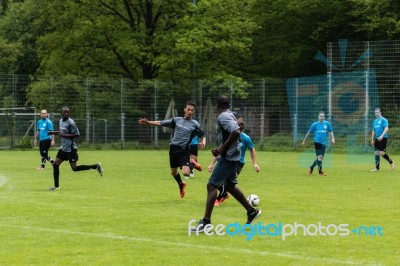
(138, 101), (206, 198)
(48, 106), (104, 190)
(191, 96), (261, 233)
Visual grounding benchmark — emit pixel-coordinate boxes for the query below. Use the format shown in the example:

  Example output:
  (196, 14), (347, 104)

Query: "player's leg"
(379, 139), (394, 169)
(50, 151), (65, 190)
(68, 151), (103, 176)
(169, 147), (187, 198)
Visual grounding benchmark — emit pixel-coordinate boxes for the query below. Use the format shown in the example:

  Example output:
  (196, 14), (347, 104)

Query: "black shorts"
(56, 149), (79, 163)
(314, 142), (326, 156)
(189, 144), (198, 157)
(374, 138), (387, 152)
(169, 145), (190, 169)
(39, 139), (51, 153)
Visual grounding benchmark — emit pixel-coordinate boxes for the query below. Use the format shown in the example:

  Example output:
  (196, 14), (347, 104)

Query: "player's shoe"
(319, 171), (327, 176)
(191, 219), (210, 233)
(308, 168), (313, 175)
(179, 182), (187, 198)
(191, 159), (202, 172)
(189, 171), (195, 178)
(246, 209), (261, 224)
(370, 168), (379, 172)
(37, 166), (45, 170)
(214, 199), (221, 206)
(219, 193), (230, 204)
(390, 162), (395, 171)
(48, 186), (60, 191)
(96, 163), (104, 177)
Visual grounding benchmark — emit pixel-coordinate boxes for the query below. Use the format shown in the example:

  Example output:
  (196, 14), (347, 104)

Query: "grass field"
(0, 150), (399, 265)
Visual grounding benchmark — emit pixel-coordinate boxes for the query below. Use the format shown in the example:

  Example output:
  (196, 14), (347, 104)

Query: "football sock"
(375, 154), (380, 169)
(73, 165), (95, 171)
(317, 160), (322, 172)
(174, 173), (183, 185)
(53, 164), (60, 187)
(382, 154), (393, 164)
(310, 160), (317, 169)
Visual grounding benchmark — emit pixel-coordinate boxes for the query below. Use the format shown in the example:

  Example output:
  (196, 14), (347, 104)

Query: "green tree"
(31, 0), (257, 81)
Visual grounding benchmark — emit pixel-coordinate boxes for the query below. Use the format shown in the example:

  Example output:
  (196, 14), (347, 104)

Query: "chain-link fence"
(1, 40), (400, 151)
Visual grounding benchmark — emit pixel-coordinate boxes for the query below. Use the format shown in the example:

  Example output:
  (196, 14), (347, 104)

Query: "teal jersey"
(308, 121), (333, 145)
(373, 116), (389, 138)
(37, 118), (54, 141)
(240, 132), (255, 164)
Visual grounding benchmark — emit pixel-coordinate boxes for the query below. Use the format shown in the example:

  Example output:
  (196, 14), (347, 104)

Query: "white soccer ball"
(247, 194), (260, 207)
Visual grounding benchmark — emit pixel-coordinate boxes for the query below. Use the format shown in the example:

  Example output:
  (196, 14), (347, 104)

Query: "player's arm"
(208, 156), (218, 172)
(34, 130), (38, 146)
(378, 127), (389, 141)
(249, 148), (260, 173)
(198, 136), (206, 149)
(371, 130), (376, 145)
(212, 129), (240, 157)
(330, 131), (335, 144)
(302, 132), (310, 145)
(138, 118), (161, 126)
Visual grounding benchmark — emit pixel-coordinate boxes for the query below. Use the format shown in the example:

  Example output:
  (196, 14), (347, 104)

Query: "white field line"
(1, 224), (382, 266)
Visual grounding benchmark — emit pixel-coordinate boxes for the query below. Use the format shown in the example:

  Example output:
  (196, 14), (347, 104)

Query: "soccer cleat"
(370, 168), (379, 172)
(179, 182), (187, 198)
(308, 168), (313, 175)
(96, 162), (104, 177)
(319, 171), (327, 176)
(214, 199), (221, 206)
(189, 171), (195, 178)
(191, 219), (210, 233)
(37, 166), (45, 170)
(48, 186), (60, 191)
(246, 209), (261, 224)
(219, 193), (230, 204)
(191, 159), (202, 172)
(390, 162), (395, 171)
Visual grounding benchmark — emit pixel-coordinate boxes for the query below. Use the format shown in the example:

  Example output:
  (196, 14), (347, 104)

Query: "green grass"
(0, 150), (399, 265)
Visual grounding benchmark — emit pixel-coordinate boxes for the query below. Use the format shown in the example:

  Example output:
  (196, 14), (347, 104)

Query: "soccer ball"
(247, 194), (260, 207)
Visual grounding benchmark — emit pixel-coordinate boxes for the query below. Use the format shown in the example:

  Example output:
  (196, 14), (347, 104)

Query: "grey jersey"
(160, 117), (205, 149)
(216, 110), (241, 161)
(59, 117), (80, 152)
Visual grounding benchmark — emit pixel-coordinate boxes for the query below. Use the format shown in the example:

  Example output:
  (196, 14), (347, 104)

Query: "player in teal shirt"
(34, 109), (55, 170)
(370, 108), (394, 171)
(302, 111), (335, 176)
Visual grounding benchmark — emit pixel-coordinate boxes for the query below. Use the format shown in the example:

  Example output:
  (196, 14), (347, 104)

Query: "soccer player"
(34, 109), (55, 170)
(191, 96), (261, 232)
(302, 111), (335, 176)
(189, 135), (204, 178)
(210, 118), (261, 206)
(370, 108), (395, 171)
(138, 101), (206, 198)
(48, 106), (103, 190)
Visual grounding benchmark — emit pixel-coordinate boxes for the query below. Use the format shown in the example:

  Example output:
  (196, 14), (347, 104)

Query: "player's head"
(184, 101), (196, 119)
(217, 96), (230, 111)
(237, 117), (245, 132)
(318, 111), (325, 122)
(40, 109), (48, 119)
(374, 108), (381, 118)
(61, 106), (70, 120)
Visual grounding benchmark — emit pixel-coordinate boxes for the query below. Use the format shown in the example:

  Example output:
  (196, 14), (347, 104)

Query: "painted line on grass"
(1, 224), (382, 266)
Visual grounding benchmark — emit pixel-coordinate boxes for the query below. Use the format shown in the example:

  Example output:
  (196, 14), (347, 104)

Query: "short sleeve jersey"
(373, 116), (389, 139)
(216, 110), (241, 161)
(59, 117), (80, 152)
(308, 120), (333, 145)
(37, 118), (54, 141)
(240, 132), (255, 164)
(160, 117), (205, 149)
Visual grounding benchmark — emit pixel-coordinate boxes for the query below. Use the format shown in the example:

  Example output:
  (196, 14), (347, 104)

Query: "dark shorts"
(314, 142), (326, 156)
(374, 138), (387, 152)
(189, 144), (198, 157)
(169, 145), (190, 169)
(39, 139), (51, 153)
(209, 157), (240, 186)
(56, 149), (79, 163)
